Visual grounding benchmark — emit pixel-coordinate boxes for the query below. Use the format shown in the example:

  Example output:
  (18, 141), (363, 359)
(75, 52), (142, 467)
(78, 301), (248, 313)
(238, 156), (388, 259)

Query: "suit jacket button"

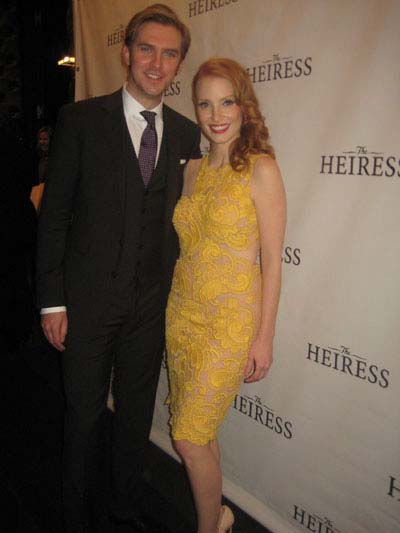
(111, 271), (118, 279)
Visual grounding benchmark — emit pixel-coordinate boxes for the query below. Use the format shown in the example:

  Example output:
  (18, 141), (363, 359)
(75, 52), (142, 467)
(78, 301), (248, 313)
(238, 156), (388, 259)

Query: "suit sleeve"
(36, 104), (82, 308)
(190, 125), (202, 160)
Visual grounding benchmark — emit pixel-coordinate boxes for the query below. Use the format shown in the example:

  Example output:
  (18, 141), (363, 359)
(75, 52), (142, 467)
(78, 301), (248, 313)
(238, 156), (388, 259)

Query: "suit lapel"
(163, 105), (181, 242)
(99, 89), (141, 215)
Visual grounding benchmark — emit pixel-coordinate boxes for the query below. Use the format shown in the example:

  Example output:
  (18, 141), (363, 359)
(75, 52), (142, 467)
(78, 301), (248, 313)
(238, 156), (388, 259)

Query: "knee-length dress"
(166, 154), (263, 445)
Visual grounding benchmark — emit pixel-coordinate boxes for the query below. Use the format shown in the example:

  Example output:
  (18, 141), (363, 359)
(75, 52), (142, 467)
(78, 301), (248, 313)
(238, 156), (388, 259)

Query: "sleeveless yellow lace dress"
(166, 154), (263, 445)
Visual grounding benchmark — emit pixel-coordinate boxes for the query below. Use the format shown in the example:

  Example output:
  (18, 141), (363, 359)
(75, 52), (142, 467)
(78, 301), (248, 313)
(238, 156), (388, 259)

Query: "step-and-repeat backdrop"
(73, 1), (400, 531)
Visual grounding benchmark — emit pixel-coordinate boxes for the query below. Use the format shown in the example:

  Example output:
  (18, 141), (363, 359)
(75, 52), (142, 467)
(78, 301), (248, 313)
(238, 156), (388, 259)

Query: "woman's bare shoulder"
(253, 154), (279, 175)
(250, 155), (285, 204)
(252, 155), (282, 186)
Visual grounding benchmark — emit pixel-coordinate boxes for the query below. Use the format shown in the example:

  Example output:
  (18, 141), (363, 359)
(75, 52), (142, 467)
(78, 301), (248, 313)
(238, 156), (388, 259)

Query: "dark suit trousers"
(61, 280), (164, 532)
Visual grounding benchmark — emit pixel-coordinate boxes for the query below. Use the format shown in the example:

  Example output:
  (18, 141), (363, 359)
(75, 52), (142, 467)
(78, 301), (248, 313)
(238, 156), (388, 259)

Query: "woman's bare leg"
(209, 439), (220, 464)
(174, 439), (222, 533)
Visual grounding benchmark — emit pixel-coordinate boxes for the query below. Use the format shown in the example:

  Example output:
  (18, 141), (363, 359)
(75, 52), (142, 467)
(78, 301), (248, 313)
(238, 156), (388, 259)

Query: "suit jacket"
(36, 89), (201, 328)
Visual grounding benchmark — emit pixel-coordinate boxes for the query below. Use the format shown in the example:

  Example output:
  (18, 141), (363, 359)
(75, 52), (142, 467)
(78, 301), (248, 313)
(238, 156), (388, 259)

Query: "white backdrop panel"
(74, 1), (400, 531)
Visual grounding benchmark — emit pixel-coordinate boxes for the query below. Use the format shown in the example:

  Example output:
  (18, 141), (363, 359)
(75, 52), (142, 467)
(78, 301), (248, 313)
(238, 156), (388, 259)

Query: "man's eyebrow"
(164, 48), (180, 55)
(135, 41), (179, 52)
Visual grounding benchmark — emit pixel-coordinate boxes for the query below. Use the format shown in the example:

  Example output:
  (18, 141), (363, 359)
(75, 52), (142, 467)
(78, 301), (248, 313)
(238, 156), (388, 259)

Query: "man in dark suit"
(36, 4), (201, 532)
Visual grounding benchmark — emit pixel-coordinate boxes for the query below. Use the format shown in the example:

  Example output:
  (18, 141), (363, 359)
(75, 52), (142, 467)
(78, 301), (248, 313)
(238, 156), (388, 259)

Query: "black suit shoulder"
(58, 89), (122, 121)
(163, 103), (202, 159)
(163, 103), (198, 131)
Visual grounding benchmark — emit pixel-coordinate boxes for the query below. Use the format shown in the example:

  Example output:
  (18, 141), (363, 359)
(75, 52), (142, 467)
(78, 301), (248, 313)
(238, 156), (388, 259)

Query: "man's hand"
(41, 311), (68, 351)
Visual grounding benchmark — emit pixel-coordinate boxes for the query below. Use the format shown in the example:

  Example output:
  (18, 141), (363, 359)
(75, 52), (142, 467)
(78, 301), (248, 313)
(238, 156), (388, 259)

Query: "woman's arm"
(244, 156), (287, 383)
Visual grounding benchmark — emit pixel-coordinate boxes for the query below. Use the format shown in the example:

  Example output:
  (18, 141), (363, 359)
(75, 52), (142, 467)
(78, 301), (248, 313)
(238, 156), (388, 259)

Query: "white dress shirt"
(122, 83), (163, 164)
(41, 85), (164, 315)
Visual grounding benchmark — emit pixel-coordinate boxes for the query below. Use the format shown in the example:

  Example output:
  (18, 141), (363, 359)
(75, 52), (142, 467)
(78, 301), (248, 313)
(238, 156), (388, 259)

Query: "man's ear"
(176, 59), (185, 76)
(122, 45), (131, 67)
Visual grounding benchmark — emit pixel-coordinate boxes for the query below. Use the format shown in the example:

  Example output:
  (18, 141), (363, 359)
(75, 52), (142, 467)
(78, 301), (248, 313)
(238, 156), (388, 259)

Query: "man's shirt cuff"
(41, 306), (67, 314)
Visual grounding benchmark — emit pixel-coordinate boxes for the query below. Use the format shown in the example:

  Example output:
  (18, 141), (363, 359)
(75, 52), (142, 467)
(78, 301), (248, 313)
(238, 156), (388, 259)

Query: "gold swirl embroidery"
(166, 155), (263, 445)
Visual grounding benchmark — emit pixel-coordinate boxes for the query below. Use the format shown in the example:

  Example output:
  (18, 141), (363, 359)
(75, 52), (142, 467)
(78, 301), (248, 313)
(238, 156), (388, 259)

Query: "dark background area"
(1, 0), (72, 149)
(1, 0), (73, 355)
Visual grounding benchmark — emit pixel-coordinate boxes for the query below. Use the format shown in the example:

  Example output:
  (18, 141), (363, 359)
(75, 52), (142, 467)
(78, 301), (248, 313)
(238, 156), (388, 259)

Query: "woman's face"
(195, 75), (242, 148)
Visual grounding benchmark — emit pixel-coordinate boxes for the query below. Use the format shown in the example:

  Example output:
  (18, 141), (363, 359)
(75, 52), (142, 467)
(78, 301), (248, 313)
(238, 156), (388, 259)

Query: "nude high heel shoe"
(218, 505), (234, 532)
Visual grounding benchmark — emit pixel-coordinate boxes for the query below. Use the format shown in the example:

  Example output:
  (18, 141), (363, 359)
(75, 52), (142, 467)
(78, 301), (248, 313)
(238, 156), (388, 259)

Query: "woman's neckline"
(205, 154), (231, 171)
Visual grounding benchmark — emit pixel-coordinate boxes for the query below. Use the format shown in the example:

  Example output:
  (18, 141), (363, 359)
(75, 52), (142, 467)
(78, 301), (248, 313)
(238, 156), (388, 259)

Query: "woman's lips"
(209, 124), (229, 134)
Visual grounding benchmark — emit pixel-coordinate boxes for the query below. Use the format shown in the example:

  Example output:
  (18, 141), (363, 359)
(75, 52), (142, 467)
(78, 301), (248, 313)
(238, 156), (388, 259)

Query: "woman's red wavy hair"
(192, 58), (275, 171)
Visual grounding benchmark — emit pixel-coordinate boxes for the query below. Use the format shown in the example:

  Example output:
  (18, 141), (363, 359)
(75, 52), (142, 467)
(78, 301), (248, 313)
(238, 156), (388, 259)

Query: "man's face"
(38, 132), (50, 152)
(123, 22), (183, 109)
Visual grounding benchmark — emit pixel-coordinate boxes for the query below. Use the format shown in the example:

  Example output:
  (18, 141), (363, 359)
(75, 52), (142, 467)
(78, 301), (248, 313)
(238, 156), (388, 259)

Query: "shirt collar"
(122, 83), (163, 121)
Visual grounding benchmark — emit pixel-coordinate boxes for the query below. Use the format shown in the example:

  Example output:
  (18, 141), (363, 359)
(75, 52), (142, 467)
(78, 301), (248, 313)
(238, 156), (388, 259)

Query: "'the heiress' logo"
(107, 25), (125, 47)
(164, 81), (181, 97)
(320, 146), (400, 178)
(307, 343), (389, 389)
(247, 54), (312, 84)
(293, 505), (341, 532)
(388, 475), (400, 503)
(188, 0), (238, 17)
(282, 245), (301, 266)
(232, 394), (294, 439)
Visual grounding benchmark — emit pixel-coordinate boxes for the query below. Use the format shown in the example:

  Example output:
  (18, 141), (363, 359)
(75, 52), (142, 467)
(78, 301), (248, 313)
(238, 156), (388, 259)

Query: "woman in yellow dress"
(166, 58), (286, 533)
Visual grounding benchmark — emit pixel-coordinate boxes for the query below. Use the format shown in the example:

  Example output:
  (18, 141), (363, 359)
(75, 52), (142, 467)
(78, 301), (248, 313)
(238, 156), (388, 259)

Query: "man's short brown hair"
(124, 3), (191, 61)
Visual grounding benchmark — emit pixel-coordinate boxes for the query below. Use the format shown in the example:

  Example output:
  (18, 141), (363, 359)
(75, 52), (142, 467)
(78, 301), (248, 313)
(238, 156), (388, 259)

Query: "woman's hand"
(244, 336), (273, 383)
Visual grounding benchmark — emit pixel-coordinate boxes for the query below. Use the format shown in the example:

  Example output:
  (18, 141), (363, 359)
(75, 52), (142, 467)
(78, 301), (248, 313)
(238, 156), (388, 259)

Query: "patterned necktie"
(138, 110), (157, 187)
